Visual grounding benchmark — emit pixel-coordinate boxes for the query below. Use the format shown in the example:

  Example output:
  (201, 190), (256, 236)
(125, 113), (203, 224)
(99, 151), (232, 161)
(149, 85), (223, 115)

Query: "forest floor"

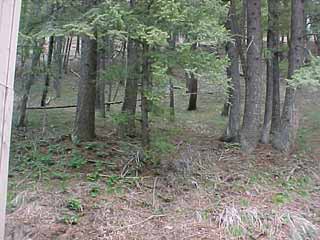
(4, 65), (320, 239)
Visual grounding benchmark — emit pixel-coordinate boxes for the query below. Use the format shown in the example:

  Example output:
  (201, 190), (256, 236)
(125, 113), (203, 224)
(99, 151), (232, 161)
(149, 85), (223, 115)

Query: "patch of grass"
(62, 214), (80, 225)
(86, 171), (101, 182)
(272, 192), (290, 205)
(51, 171), (70, 181)
(106, 175), (122, 193)
(84, 142), (101, 151)
(90, 186), (101, 198)
(67, 151), (87, 169)
(67, 198), (83, 212)
(48, 144), (67, 155)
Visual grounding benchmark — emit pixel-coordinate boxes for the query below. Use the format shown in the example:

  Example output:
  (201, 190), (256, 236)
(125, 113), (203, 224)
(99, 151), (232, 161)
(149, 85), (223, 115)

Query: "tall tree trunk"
(240, 0), (247, 78)
(121, 0), (139, 136)
(261, 0), (281, 143)
(53, 36), (64, 97)
(72, 35), (97, 142)
(96, 36), (112, 117)
(240, 0), (262, 153)
(96, 46), (106, 117)
(168, 33), (176, 121)
(223, 0), (241, 142)
(106, 38), (114, 112)
(121, 38), (139, 136)
(187, 72), (198, 111)
(169, 77), (175, 121)
(41, 36), (54, 106)
(141, 43), (152, 147)
(273, 0), (304, 152)
(187, 44), (198, 111)
(261, 30), (273, 144)
(64, 36), (72, 74)
(270, 0), (281, 143)
(15, 42), (42, 128)
(75, 36), (80, 57)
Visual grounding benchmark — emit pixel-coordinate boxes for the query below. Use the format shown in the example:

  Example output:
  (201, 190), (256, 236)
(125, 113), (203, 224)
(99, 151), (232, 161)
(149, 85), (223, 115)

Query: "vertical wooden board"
(0, 0), (21, 239)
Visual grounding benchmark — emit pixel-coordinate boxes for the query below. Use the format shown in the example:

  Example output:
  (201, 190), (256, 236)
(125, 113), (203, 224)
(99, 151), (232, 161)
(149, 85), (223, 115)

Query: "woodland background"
(4, 0), (320, 239)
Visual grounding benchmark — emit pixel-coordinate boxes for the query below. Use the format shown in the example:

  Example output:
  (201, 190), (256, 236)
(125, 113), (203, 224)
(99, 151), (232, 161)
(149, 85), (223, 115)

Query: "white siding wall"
(0, 0), (21, 238)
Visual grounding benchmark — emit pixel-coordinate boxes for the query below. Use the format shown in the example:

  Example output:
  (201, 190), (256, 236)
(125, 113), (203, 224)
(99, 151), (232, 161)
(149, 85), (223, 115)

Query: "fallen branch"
(70, 68), (80, 78)
(114, 214), (166, 232)
(27, 101), (123, 110)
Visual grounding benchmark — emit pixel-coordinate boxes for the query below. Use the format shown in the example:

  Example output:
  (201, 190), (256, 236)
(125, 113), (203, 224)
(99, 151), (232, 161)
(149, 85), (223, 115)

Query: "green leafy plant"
(272, 192), (290, 205)
(106, 175), (122, 193)
(90, 186), (101, 198)
(62, 214), (80, 225)
(87, 172), (101, 182)
(67, 198), (83, 212)
(68, 151), (87, 169)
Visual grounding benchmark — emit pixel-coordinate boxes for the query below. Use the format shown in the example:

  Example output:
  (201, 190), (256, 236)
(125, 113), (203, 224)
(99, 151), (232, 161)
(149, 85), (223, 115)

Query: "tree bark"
(96, 36), (112, 117)
(270, 0), (281, 143)
(15, 42), (43, 128)
(168, 33), (176, 121)
(75, 36), (80, 57)
(240, 0), (262, 153)
(72, 35), (97, 142)
(122, 39), (140, 137)
(64, 36), (72, 74)
(141, 43), (151, 147)
(261, 0), (281, 144)
(187, 72), (198, 111)
(41, 36), (54, 106)
(121, 0), (139, 136)
(273, 0), (304, 152)
(53, 36), (64, 97)
(223, 0), (241, 143)
(240, 0), (247, 78)
(96, 46), (106, 117)
(187, 44), (198, 111)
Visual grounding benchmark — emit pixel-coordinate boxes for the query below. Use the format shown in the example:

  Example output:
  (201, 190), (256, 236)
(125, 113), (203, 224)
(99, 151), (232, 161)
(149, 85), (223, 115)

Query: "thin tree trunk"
(168, 33), (176, 121)
(169, 77), (175, 121)
(221, 100), (230, 117)
(75, 36), (80, 57)
(64, 36), (72, 74)
(187, 44), (198, 111)
(121, 38), (139, 136)
(120, 41), (127, 86)
(121, 0), (139, 136)
(240, 0), (247, 77)
(63, 37), (70, 70)
(141, 43), (152, 147)
(41, 36), (54, 106)
(261, 0), (281, 144)
(96, 46), (106, 117)
(106, 38), (114, 112)
(261, 30), (273, 144)
(223, 0), (241, 142)
(187, 72), (198, 111)
(72, 35), (97, 142)
(53, 36), (64, 97)
(270, 0), (281, 142)
(240, 0), (262, 153)
(16, 42), (43, 128)
(96, 36), (111, 117)
(273, 0), (304, 152)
